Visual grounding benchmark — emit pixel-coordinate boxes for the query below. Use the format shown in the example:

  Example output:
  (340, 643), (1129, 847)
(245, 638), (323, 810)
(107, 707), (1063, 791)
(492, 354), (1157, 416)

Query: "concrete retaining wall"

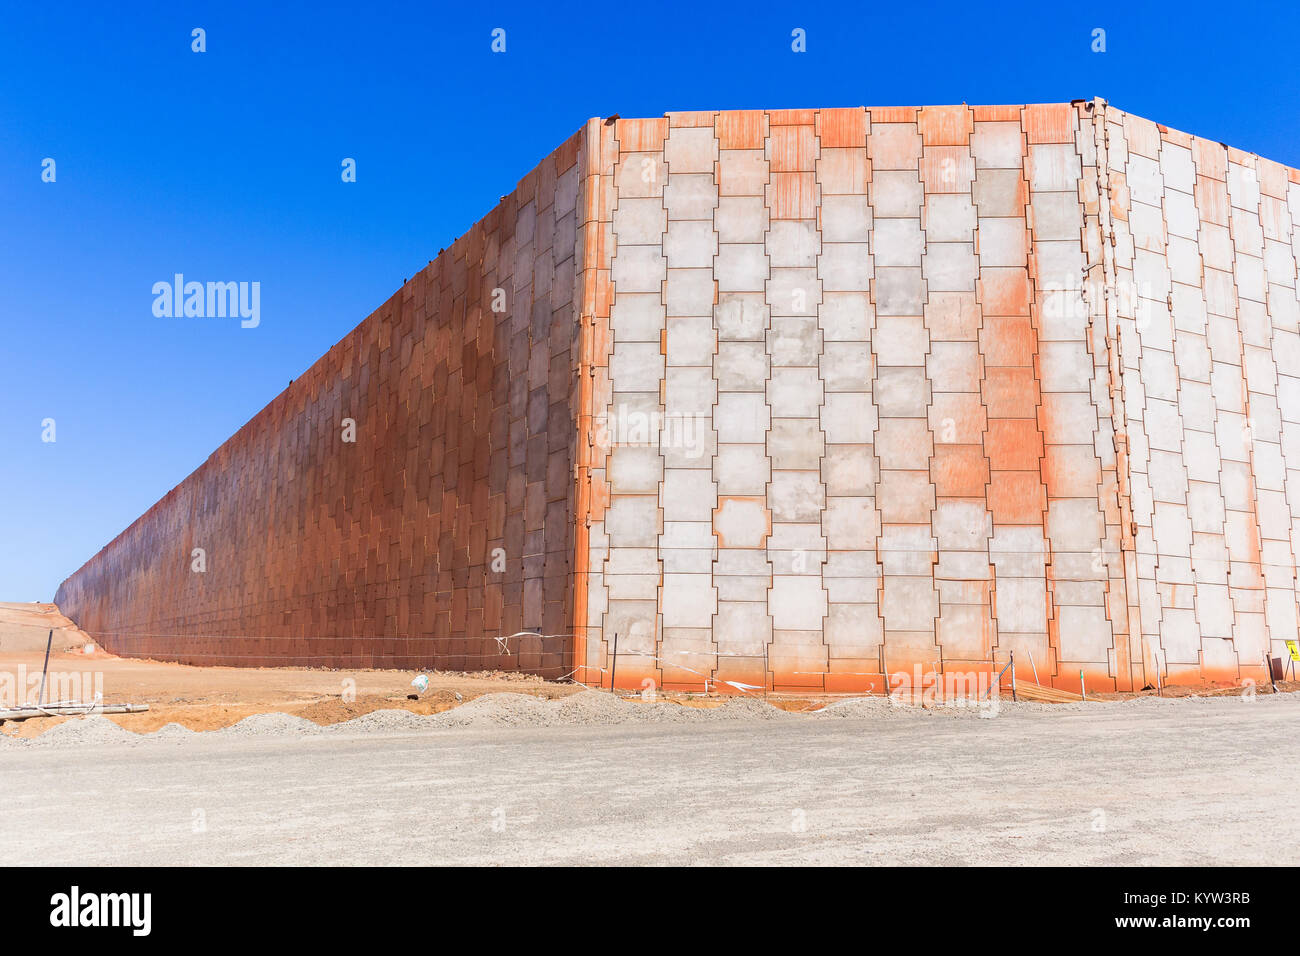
(57, 103), (1300, 691)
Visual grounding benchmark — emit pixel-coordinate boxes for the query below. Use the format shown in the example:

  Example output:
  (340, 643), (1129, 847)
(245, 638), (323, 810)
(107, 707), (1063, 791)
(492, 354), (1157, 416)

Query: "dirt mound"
(0, 602), (94, 654)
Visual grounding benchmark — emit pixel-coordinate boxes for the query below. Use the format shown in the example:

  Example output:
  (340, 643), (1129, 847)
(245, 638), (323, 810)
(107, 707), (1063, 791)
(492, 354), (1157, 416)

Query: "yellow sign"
(1287, 640), (1300, 663)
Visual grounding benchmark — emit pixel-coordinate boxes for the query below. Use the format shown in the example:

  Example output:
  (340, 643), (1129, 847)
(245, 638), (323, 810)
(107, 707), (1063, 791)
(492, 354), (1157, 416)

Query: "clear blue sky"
(2, 0), (1298, 601)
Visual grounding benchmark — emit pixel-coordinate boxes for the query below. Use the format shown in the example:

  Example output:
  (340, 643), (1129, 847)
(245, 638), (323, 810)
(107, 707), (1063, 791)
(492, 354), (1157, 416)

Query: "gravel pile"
(148, 722), (197, 739)
(13, 686), (1236, 748)
(327, 709), (433, 734)
(701, 697), (792, 721)
(429, 692), (557, 728)
(215, 713), (323, 738)
(24, 716), (140, 748)
(810, 697), (927, 720)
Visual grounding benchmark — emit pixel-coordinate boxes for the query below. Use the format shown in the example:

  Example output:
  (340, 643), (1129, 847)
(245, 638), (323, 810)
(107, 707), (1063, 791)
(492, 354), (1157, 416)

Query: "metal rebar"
(37, 629), (53, 708)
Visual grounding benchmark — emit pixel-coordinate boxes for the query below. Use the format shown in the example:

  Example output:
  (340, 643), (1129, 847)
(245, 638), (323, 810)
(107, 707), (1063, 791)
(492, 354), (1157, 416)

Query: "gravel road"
(3, 693), (1297, 865)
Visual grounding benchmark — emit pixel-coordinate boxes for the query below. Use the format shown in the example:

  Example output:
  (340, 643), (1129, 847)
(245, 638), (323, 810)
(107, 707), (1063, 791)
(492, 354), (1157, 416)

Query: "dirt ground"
(0, 602), (586, 737)
(3, 602), (1294, 740)
(0, 605), (831, 739)
(0, 648), (585, 737)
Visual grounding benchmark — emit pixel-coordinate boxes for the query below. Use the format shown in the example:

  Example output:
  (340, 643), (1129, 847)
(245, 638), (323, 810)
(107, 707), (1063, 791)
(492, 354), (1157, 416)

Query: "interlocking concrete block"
(665, 126), (718, 174)
(665, 219), (718, 268)
(611, 244), (666, 292)
(715, 292), (769, 340)
(820, 292), (872, 340)
(973, 168), (1026, 217)
(714, 244), (767, 292)
(824, 603), (884, 652)
(821, 393), (875, 443)
(876, 418), (933, 469)
(768, 471), (825, 522)
(822, 445), (877, 496)
(768, 316), (822, 365)
(607, 446), (663, 493)
(769, 575), (828, 630)
(664, 172), (721, 219)
(713, 392), (769, 440)
(665, 268), (716, 316)
(768, 418), (826, 469)
(714, 496), (770, 549)
(874, 470), (935, 522)
(661, 573), (717, 627)
(715, 196), (768, 242)
(925, 194), (977, 241)
(714, 341), (769, 391)
(937, 604), (995, 659)
(767, 366), (823, 416)
(822, 182), (874, 242)
(604, 600), (660, 655)
(609, 342), (664, 391)
(820, 341), (872, 391)
(714, 444), (770, 495)
(714, 601), (772, 652)
(870, 170), (924, 217)
(875, 367), (932, 417)
(610, 292), (667, 341)
(818, 243), (873, 291)
(768, 219), (821, 267)
(881, 577), (938, 630)
(613, 198), (667, 244)
(874, 218), (924, 266)
(971, 121), (1024, 169)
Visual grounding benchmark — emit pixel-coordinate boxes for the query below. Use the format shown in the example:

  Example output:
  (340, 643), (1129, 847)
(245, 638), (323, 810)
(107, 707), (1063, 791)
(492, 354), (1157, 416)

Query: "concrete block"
(715, 443), (771, 495)
(821, 393), (876, 443)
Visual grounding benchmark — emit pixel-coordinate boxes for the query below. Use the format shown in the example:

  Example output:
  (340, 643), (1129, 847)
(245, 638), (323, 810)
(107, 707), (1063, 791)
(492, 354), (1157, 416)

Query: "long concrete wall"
(56, 130), (589, 673)
(57, 102), (1300, 692)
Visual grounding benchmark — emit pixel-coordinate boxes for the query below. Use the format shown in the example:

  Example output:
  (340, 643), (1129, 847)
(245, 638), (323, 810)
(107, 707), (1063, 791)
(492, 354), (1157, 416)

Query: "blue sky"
(2, 0), (1298, 601)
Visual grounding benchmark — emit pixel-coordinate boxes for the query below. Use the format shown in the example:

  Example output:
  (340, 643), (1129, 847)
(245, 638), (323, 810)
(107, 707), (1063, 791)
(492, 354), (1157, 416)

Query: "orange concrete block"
(1023, 103), (1075, 144)
(715, 109), (766, 149)
(985, 419), (1044, 471)
(769, 172), (818, 219)
(769, 124), (817, 172)
(932, 444), (990, 497)
(869, 106), (918, 123)
(616, 117), (668, 153)
(988, 472), (1047, 524)
(817, 107), (867, 148)
(918, 105), (973, 146)
(980, 316), (1038, 367)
